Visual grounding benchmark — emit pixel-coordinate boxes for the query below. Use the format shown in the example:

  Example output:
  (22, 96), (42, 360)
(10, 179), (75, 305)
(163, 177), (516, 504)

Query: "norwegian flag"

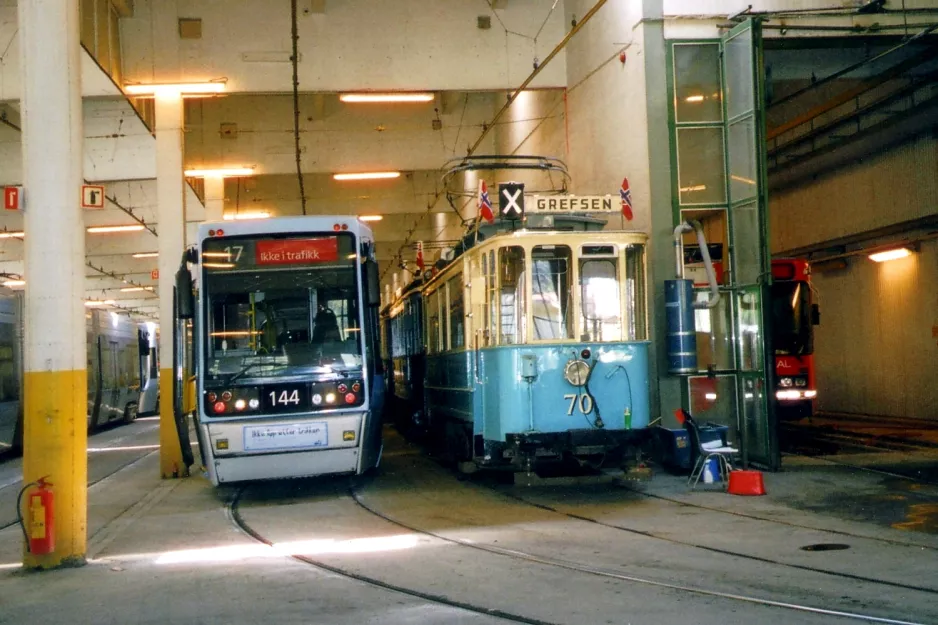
(620, 177), (634, 221)
(478, 179), (495, 224)
(415, 241), (425, 272)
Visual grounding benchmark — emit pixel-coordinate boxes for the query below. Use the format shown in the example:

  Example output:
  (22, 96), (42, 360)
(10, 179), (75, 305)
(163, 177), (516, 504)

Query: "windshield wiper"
(224, 362), (261, 384)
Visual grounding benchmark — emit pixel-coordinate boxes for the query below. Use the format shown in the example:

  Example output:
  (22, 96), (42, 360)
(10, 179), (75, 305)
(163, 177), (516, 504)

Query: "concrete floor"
(0, 426), (936, 624)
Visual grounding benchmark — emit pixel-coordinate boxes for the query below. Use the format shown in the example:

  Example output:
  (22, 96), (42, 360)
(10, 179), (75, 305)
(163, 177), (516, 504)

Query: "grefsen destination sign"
(527, 195), (615, 213)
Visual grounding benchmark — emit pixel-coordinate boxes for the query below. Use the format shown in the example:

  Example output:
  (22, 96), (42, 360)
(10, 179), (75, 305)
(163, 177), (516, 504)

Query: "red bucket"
(727, 470), (766, 496)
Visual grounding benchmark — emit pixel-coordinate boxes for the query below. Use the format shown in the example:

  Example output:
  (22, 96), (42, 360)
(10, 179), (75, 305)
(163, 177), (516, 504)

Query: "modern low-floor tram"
(180, 216), (385, 485)
(386, 226), (653, 473)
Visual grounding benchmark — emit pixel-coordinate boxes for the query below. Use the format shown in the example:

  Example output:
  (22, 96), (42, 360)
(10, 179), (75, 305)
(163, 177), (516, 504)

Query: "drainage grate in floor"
(799, 543), (851, 552)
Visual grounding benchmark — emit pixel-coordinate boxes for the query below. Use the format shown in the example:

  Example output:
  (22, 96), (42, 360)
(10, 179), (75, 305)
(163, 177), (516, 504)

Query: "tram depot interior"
(2, 1), (938, 624)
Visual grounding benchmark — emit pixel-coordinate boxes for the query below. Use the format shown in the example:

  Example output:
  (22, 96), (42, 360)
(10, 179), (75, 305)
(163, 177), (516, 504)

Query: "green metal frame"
(664, 19), (779, 470)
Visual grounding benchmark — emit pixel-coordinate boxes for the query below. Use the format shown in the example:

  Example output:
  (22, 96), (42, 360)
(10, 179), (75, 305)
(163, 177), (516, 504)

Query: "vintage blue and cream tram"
(385, 215), (652, 473)
(178, 216), (385, 485)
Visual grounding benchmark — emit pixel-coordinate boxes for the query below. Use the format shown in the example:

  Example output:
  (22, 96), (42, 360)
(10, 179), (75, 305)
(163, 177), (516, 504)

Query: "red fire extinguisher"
(17, 476), (55, 555)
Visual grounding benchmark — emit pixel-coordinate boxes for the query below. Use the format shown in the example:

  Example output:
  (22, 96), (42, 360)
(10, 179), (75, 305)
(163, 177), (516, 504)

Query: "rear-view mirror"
(176, 266), (194, 320)
(365, 260), (380, 307)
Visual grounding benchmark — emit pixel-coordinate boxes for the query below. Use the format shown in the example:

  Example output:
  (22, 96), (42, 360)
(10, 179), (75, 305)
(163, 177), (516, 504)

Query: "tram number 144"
(270, 389), (301, 406)
(564, 393), (594, 416)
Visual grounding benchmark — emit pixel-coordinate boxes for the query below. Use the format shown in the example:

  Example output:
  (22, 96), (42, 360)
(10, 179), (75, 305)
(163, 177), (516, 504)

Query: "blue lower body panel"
(426, 342), (652, 469)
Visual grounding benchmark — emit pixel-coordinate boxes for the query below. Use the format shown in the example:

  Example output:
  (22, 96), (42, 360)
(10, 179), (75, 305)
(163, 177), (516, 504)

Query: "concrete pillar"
(155, 92), (186, 478)
(642, 0), (683, 424)
(19, 0), (87, 568)
(203, 175), (224, 222)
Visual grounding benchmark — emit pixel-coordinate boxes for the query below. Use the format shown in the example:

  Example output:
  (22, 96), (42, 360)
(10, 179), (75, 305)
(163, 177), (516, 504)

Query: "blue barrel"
(665, 279), (697, 374)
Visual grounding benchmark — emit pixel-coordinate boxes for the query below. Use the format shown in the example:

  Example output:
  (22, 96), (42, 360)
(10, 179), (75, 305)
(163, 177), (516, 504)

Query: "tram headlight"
(779, 377), (793, 388)
(234, 399), (246, 411)
(248, 398), (260, 409)
(794, 378), (807, 387)
(312, 394), (322, 406)
(563, 359), (591, 387)
(325, 393), (336, 404)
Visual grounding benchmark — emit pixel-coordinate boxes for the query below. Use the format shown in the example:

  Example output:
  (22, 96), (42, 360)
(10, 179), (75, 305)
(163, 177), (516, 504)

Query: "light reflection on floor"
(0, 533), (420, 571)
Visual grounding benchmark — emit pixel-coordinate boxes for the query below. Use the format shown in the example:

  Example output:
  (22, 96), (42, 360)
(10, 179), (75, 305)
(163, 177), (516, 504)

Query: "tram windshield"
(201, 233), (363, 387)
(770, 281), (813, 356)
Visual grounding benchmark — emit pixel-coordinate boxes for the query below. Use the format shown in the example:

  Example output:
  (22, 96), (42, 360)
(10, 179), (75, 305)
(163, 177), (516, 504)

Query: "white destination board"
(527, 195), (615, 213)
(243, 422), (328, 451)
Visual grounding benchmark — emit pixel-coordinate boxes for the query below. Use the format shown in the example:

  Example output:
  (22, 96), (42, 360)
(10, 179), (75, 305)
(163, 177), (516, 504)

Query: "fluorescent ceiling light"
(0, 231), (24, 239)
(120, 287), (146, 293)
(223, 211), (270, 221)
(2, 280), (25, 287)
(85, 299), (116, 307)
(333, 172), (401, 181)
(132, 252), (158, 258)
(203, 262), (236, 269)
(87, 225), (146, 234)
(358, 215), (383, 222)
(685, 95), (705, 103)
(869, 248), (912, 262)
(124, 82), (226, 96)
(340, 93), (434, 103)
(184, 167), (255, 177)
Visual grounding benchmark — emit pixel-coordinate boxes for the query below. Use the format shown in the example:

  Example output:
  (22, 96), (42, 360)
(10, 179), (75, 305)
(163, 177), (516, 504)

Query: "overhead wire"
(382, 0), (608, 281)
(290, 0), (308, 215)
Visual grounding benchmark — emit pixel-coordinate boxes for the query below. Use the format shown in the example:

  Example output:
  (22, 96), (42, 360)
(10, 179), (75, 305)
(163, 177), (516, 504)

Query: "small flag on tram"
(620, 177), (634, 221)
(416, 241), (425, 272)
(479, 180), (495, 224)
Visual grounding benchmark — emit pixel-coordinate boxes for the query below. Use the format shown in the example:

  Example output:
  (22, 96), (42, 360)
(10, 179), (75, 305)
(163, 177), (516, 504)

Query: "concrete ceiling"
(0, 0), (936, 317)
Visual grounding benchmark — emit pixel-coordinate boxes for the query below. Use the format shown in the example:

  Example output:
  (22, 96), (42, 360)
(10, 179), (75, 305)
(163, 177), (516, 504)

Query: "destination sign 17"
(255, 238), (338, 265)
(527, 195), (615, 213)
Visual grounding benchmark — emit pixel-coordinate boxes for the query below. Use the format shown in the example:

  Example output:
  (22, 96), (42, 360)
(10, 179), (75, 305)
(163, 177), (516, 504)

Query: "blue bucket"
(703, 457), (721, 483)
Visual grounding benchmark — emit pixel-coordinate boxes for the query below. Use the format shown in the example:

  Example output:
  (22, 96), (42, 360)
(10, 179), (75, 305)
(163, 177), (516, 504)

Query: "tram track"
(494, 487), (938, 596)
(226, 485), (558, 625)
(347, 480), (931, 625)
(616, 481), (938, 551)
(0, 427), (162, 532)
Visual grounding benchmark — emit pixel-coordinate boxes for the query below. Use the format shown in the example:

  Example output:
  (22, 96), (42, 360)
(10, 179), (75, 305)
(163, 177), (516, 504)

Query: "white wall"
(120, 0), (568, 92)
(770, 135), (938, 253)
(564, 0), (651, 231)
(812, 240), (938, 420)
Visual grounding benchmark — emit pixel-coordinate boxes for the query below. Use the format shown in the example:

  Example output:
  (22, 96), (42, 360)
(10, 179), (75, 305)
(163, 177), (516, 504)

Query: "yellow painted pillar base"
(22, 370), (87, 569)
(159, 369), (185, 478)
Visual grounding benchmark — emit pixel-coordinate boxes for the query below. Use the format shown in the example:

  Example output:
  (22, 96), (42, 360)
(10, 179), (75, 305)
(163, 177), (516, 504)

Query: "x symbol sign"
(502, 188), (522, 215)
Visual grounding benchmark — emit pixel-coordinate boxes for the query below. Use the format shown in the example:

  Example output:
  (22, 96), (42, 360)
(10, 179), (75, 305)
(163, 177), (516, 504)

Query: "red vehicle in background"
(770, 259), (819, 420)
(684, 249), (819, 421)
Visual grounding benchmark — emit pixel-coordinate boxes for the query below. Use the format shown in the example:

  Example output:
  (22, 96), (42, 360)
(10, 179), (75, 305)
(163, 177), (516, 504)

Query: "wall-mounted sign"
(527, 195), (615, 214)
(81, 185), (105, 209)
(3, 186), (22, 211)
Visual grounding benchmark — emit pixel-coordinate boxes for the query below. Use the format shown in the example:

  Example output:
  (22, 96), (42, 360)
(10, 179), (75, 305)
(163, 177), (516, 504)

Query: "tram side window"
(0, 322), (17, 401)
(499, 247), (525, 345)
(625, 244), (648, 340)
(532, 245), (573, 340)
(485, 250), (497, 346)
(448, 275), (464, 349)
(427, 289), (441, 355)
(580, 258), (621, 342)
